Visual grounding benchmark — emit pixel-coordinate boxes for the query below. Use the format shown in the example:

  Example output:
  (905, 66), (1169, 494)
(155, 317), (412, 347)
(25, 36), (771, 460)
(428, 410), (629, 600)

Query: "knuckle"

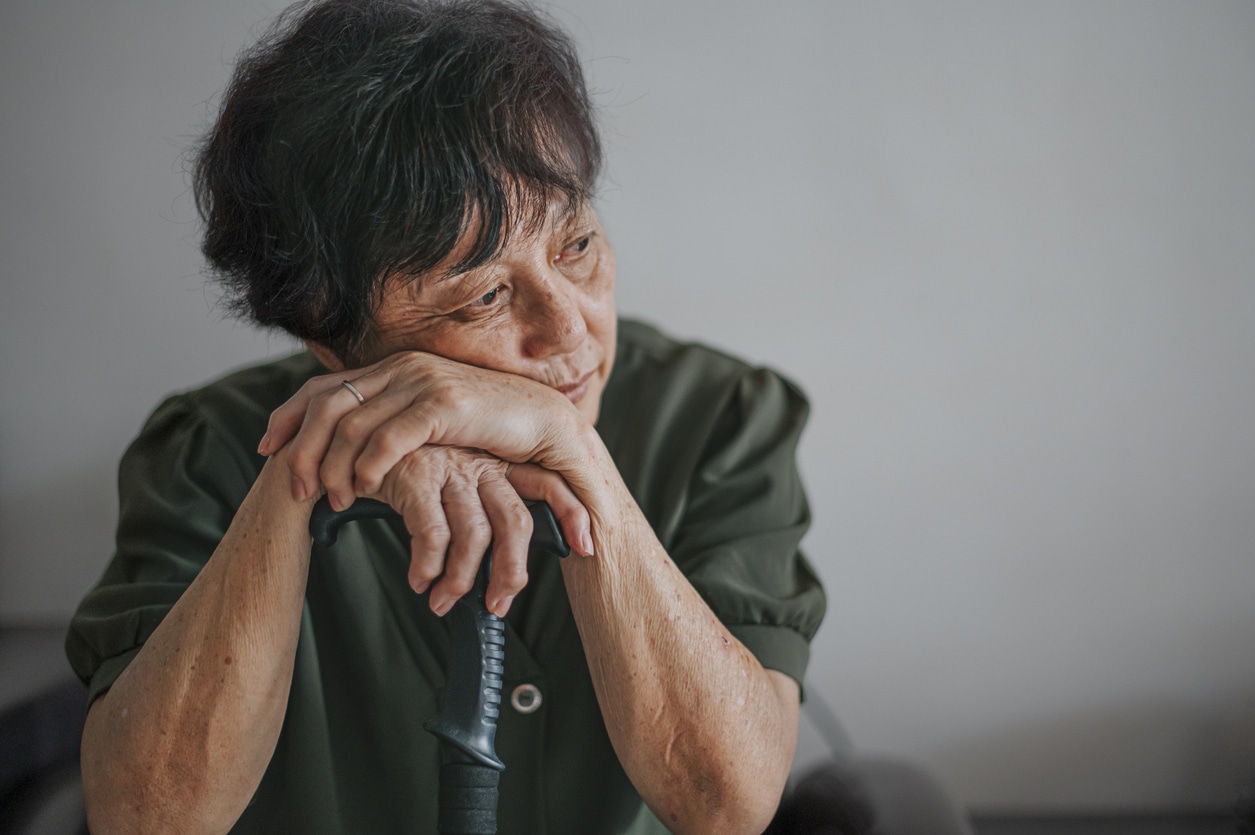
(458, 518), (492, 552)
(317, 462), (338, 489)
(372, 426), (409, 461)
(443, 571), (476, 597)
(306, 388), (340, 420)
(336, 410), (369, 444)
(504, 503), (534, 535)
(353, 460), (385, 493)
(297, 377), (326, 398)
(431, 385), (467, 414)
(498, 563), (528, 591)
(287, 442), (319, 475)
(413, 522), (451, 554)
(410, 559), (440, 583)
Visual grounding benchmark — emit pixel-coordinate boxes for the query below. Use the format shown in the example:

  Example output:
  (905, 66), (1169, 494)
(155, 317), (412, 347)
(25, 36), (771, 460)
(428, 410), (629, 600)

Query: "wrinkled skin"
(83, 200), (799, 835)
(263, 201), (616, 616)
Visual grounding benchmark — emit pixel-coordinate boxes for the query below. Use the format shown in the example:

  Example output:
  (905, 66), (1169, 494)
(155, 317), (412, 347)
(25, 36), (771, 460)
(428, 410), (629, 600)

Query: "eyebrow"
(432, 198), (587, 284)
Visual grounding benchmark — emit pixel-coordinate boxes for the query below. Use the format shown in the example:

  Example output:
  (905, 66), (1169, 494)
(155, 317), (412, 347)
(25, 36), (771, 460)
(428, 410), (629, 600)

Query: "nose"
(519, 263), (587, 358)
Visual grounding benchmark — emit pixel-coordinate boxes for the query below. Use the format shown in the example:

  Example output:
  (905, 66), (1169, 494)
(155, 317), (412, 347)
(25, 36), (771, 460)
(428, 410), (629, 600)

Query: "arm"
(269, 352), (803, 833)
(79, 439), (588, 834)
(81, 447), (315, 835)
(559, 429), (800, 835)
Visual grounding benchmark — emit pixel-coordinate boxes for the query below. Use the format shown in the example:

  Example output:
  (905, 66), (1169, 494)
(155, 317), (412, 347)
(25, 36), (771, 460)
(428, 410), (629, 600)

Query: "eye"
(557, 235), (592, 262)
(468, 286), (503, 307)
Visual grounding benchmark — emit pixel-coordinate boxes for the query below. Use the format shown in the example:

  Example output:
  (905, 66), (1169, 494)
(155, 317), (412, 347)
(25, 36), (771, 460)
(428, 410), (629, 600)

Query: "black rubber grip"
(310, 497), (570, 559)
(437, 760), (500, 835)
(423, 552), (507, 771)
(308, 495), (570, 834)
(309, 497), (397, 546)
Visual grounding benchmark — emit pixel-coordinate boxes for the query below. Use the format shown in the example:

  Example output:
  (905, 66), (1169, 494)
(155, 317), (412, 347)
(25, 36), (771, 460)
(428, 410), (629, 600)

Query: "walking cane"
(309, 497), (569, 835)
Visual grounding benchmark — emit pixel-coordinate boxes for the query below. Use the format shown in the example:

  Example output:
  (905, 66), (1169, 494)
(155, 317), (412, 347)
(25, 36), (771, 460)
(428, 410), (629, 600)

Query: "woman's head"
(193, 0), (604, 364)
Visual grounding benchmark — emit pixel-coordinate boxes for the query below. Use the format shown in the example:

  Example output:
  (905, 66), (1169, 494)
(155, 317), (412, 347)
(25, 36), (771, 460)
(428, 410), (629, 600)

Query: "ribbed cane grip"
(308, 496), (569, 835)
(422, 556), (507, 771)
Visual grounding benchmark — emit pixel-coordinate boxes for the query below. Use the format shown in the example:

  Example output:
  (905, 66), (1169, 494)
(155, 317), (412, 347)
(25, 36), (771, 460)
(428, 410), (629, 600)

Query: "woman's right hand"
(364, 445), (589, 618)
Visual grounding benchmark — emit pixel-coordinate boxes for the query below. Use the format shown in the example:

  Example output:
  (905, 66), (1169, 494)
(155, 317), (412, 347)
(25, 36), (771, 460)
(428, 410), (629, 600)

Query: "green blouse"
(66, 318), (826, 834)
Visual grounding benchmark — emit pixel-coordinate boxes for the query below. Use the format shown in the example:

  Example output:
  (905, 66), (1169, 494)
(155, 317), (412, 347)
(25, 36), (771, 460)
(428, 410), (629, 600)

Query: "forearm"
(560, 436), (798, 835)
(81, 451), (316, 835)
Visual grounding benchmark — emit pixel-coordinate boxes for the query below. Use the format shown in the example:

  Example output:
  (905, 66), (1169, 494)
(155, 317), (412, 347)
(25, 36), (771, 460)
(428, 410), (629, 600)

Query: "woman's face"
(358, 200), (617, 425)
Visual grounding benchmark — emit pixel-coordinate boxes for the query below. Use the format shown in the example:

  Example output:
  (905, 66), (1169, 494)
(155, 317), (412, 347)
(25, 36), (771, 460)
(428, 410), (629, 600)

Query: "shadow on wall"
(939, 695), (1255, 813)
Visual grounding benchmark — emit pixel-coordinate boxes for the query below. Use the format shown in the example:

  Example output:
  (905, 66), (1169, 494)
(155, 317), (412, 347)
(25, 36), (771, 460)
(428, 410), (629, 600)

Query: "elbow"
(81, 704), (139, 835)
(81, 697), (235, 835)
(81, 747), (148, 835)
(663, 761), (790, 835)
(82, 751), (235, 835)
(81, 729), (166, 835)
(714, 774), (789, 835)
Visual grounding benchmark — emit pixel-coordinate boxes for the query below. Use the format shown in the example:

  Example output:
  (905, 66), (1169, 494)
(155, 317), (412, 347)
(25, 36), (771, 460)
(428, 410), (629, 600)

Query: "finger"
(428, 480), (492, 617)
(284, 365), (396, 506)
(388, 457), (451, 596)
(351, 386), (464, 494)
(351, 360), (557, 495)
(506, 464), (594, 557)
(258, 374), (343, 457)
(318, 382), (420, 512)
(478, 474), (533, 617)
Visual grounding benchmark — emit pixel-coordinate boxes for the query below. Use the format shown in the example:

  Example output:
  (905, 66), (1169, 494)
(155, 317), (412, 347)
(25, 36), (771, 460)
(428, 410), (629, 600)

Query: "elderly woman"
(65, 1), (825, 833)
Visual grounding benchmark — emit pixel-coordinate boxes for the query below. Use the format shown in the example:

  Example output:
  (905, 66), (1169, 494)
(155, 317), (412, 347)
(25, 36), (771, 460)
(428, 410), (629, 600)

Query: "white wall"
(2, 0), (1253, 813)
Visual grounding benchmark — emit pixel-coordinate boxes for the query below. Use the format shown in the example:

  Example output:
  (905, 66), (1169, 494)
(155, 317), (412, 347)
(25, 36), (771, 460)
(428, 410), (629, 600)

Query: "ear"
(305, 341), (346, 372)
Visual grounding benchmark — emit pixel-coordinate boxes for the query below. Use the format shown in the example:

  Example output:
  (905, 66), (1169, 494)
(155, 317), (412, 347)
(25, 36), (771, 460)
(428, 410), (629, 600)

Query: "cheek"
(442, 327), (531, 372)
(583, 252), (617, 335)
(373, 314), (519, 373)
(584, 262), (618, 394)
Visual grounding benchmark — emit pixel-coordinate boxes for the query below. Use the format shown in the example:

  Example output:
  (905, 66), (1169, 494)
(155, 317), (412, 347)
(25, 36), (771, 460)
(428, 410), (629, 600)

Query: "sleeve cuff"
(86, 647), (142, 705)
(727, 624), (812, 699)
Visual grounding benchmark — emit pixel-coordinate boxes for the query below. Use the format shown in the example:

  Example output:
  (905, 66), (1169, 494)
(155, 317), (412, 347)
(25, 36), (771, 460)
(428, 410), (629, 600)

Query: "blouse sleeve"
(667, 366), (827, 691)
(65, 393), (260, 704)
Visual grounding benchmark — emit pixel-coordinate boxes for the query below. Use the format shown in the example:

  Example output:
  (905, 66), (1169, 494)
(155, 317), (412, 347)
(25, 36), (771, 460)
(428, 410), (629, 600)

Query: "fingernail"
(411, 578), (430, 595)
(292, 475), (307, 502)
(328, 492), (343, 512)
(257, 433), (271, 456)
(493, 595), (515, 618)
(579, 530), (595, 557)
(432, 596), (453, 617)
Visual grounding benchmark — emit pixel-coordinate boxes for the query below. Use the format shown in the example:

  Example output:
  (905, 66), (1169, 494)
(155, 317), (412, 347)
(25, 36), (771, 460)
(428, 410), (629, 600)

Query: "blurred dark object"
(765, 757), (878, 835)
(0, 676), (89, 835)
(1237, 776), (1255, 834)
(765, 683), (976, 835)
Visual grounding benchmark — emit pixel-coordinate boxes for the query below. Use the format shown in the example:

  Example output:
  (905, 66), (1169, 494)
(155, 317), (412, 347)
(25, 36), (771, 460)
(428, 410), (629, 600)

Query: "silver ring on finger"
(341, 380), (367, 405)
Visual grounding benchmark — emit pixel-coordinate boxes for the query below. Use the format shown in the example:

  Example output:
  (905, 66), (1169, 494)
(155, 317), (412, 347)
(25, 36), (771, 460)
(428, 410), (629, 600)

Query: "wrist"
(542, 419), (613, 494)
(252, 446), (320, 533)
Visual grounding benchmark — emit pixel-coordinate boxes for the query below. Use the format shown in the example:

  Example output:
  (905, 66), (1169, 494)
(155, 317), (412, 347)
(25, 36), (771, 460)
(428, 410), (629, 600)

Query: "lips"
(556, 370), (595, 403)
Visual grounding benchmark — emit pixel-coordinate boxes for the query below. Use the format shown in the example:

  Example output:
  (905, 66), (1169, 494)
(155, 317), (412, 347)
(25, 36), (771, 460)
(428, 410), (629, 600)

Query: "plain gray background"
(2, 0), (1253, 815)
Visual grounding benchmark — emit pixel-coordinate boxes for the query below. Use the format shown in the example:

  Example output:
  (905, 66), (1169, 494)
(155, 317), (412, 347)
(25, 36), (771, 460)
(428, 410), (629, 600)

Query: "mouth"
(556, 370), (595, 403)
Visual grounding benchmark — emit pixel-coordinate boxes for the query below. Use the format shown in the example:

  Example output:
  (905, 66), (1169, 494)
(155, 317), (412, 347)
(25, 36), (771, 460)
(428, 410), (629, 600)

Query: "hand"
(369, 446), (590, 617)
(259, 351), (584, 510)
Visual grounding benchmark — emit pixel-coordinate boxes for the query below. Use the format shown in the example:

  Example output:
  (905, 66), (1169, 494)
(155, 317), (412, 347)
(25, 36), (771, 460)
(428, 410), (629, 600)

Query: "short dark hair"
(193, 0), (602, 361)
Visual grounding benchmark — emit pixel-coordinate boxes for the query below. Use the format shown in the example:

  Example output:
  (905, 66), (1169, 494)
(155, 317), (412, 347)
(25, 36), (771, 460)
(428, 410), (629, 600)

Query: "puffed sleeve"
(672, 366), (825, 689)
(598, 321), (827, 692)
(65, 393), (261, 704)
